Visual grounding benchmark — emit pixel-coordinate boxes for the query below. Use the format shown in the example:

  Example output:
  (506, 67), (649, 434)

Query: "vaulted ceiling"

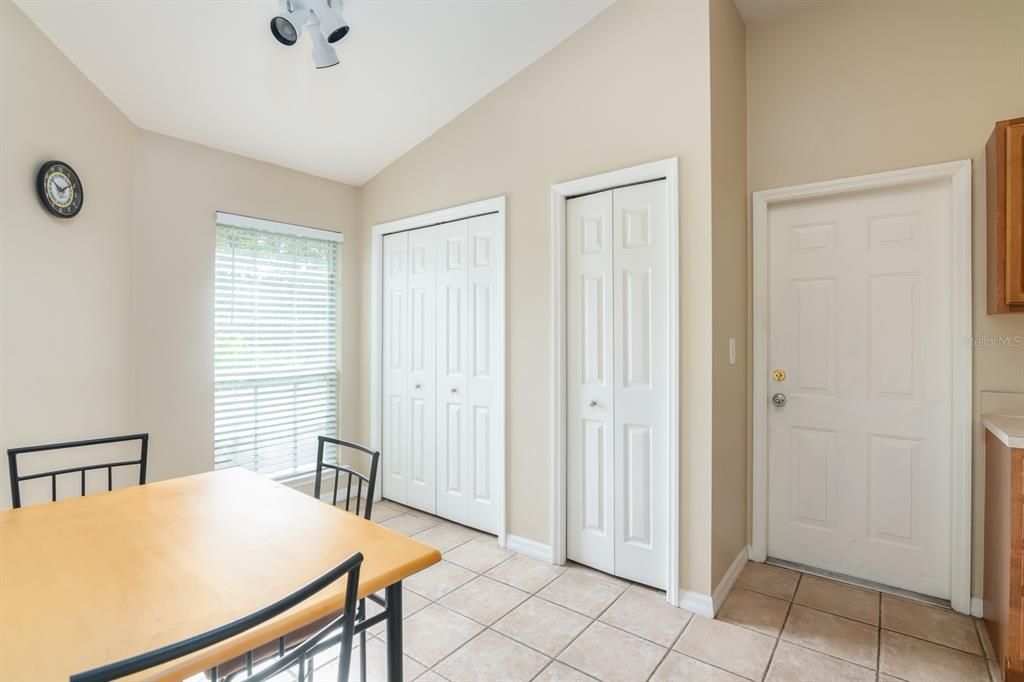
(16, 0), (612, 185)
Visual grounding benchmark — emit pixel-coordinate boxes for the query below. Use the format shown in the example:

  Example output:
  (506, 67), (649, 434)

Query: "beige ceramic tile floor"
(231, 500), (1003, 682)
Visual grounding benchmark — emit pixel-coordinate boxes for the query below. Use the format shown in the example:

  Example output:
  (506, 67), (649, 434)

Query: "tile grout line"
(643, 609), (693, 682)
(879, 627), (992, 661)
(383, 509), (985, 681)
(780, 639), (880, 675)
(384, 523), (505, 671)
(659, 611), (780, 682)
(329, 541), (989, 682)
(401, 520), (700, 681)
(760, 572), (801, 682)
(425, 563), (602, 680)
(321, 504), (664, 681)
(399, 538), (573, 678)
(537, 578), (630, 681)
(969, 612), (998, 682)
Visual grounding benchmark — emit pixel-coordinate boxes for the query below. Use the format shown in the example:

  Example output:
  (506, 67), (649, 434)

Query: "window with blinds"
(214, 214), (342, 479)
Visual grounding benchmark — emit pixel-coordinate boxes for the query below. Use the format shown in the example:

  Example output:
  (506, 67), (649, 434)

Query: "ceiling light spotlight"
(270, 0), (348, 69)
(307, 14), (340, 69)
(270, 2), (309, 46)
(318, 0), (350, 44)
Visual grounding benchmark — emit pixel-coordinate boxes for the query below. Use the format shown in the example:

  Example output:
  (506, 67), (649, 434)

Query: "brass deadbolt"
(772, 368), (786, 382)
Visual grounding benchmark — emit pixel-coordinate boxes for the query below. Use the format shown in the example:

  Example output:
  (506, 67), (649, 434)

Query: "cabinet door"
(1010, 450), (1024, 676)
(1006, 122), (1024, 304)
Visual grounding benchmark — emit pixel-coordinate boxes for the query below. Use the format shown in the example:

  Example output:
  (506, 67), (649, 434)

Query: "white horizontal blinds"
(214, 220), (340, 478)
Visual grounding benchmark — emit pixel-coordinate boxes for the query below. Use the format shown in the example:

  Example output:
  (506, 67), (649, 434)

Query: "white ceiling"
(15, 0), (612, 185)
(733, 0), (822, 25)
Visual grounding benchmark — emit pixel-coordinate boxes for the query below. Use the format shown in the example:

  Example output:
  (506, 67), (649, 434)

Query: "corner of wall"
(708, 0), (750, 588)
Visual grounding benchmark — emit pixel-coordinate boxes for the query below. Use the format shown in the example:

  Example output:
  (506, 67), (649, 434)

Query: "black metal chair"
(7, 433), (149, 508)
(69, 552), (363, 682)
(214, 438), (382, 682)
(313, 436), (380, 682)
(314, 436), (380, 519)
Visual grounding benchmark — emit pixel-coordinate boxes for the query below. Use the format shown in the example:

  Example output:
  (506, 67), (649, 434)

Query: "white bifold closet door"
(382, 232), (413, 506)
(566, 180), (669, 589)
(382, 213), (502, 534)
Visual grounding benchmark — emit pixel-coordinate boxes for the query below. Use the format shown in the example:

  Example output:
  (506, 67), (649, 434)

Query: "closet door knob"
(414, 383), (422, 389)
(589, 400), (598, 408)
(451, 388), (458, 394)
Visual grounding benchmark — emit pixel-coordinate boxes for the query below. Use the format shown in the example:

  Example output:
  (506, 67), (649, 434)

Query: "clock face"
(36, 161), (83, 218)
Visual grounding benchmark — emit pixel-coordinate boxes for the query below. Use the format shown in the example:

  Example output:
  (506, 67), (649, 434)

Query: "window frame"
(213, 211), (344, 485)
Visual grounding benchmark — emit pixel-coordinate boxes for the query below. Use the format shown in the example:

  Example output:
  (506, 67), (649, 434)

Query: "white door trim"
(550, 158), (680, 606)
(369, 196), (507, 545)
(751, 160), (973, 613)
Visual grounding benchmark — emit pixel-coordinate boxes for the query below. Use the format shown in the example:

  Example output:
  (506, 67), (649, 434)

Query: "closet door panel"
(466, 213), (503, 533)
(382, 232), (410, 504)
(436, 220), (470, 524)
(405, 227), (438, 513)
(612, 180), (668, 589)
(566, 190), (616, 574)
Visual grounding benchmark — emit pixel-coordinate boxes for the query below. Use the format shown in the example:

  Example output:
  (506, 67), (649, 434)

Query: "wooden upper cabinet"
(988, 117), (1024, 314)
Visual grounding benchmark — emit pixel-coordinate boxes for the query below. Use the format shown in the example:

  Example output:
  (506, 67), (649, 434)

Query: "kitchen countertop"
(983, 414), (1024, 449)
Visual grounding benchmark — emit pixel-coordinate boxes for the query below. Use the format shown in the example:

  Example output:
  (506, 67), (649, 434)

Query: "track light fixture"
(271, 0), (349, 69)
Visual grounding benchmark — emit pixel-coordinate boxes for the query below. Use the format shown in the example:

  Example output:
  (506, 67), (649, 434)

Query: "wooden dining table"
(0, 468), (441, 681)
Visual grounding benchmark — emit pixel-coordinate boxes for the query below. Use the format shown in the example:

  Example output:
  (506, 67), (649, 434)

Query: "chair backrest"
(69, 552), (363, 682)
(313, 436), (380, 519)
(7, 433), (149, 509)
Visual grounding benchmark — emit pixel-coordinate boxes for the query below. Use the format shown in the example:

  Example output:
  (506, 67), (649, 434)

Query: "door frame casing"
(751, 160), (973, 613)
(369, 196), (507, 545)
(550, 158), (680, 605)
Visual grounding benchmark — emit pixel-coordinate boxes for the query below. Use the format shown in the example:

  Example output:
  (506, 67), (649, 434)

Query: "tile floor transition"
(206, 500), (1003, 682)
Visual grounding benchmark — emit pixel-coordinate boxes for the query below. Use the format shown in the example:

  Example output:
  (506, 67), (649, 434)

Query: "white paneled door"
(382, 231), (410, 503)
(381, 214), (503, 535)
(465, 213), (503, 531)
(435, 219), (469, 524)
(566, 180), (668, 589)
(406, 227), (437, 512)
(567, 189), (616, 575)
(767, 180), (953, 598)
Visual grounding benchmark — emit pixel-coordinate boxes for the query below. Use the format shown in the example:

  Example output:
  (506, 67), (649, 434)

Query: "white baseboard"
(678, 544), (750, 618)
(711, 545), (751, 613)
(678, 590), (715, 617)
(971, 597), (984, 618)
(506, 534), (554, 563)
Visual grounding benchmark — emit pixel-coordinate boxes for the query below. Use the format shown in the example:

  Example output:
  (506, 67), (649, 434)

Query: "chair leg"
(359, 597), (368, 682)
(360, 631), (367, 682)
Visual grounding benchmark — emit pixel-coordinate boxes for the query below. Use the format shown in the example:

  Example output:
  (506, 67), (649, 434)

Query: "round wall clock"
(36, 160), (83, 219)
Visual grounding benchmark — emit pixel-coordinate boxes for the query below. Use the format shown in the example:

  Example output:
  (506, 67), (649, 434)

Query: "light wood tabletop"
(0, 468), (441, 681)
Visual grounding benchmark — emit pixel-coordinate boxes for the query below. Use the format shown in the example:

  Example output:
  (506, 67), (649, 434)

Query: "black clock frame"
(36, 160), (84, 219)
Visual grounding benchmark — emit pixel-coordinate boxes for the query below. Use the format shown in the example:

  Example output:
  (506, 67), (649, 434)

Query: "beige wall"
(132, 131), (359, 484)
(747, 0), (1024, 597)
(0, 4), (360, 506)
(0, 3), (136, 508)
(357, 0), (720, 593)
(3, 0), (747, 600)
(709, 0), (749, 588)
